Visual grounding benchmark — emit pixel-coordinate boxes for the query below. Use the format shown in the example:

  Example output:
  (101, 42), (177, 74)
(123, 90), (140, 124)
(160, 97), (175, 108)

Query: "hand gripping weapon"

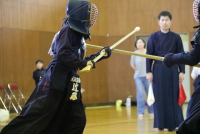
(86, 44), (200, 68)
(79, 27), (140, 72)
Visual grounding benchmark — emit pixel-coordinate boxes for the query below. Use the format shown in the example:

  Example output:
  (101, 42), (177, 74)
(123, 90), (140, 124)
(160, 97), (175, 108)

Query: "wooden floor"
(0, 104), (188, 134)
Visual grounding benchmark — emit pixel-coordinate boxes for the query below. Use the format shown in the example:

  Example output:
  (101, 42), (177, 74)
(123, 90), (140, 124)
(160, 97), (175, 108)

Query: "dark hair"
(135, 39), (146, 49)
(158, 11), (172, 20)
(35, 60), (43, 65)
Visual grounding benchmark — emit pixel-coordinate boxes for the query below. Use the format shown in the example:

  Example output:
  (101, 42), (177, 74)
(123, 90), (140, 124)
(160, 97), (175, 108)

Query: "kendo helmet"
(193, 0), (200, 22)
(66, 0), (98, 36)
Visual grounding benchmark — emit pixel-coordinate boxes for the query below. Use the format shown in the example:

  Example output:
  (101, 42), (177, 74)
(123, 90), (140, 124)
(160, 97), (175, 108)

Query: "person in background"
(146, 11), (185, 132)
(33, 60), (46, 85)
(130, 38), (154, 119)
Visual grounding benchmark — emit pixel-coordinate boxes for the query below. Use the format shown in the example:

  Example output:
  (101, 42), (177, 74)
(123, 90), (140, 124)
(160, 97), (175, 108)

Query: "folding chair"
(8, 83), (26, 111)
(0, 85), (18, 113)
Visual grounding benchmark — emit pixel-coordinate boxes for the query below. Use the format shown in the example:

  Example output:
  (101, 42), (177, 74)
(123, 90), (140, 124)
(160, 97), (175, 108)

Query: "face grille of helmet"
(89, 4), (98, 27)
(193, 0), (200, 22)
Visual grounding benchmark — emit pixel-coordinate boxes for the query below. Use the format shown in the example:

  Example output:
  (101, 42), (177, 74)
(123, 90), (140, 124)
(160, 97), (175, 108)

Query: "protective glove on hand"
(163, 53), (175, 68)
(100, 46), (112, 59)
(86, 60), (95, 68)
(84, 46), (112, 69)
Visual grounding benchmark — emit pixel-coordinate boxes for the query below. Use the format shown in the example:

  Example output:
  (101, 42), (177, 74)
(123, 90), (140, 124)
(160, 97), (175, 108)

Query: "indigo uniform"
(146, 30), (185, 129)
(164, 42), (200, 134)
(0, 24), (99, 134)
(33, 68), (46, 85)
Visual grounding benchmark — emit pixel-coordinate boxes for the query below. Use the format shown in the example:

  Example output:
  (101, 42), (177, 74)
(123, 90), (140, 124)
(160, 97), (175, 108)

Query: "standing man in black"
(146, 11), (185, 132)
(32, 60), (46, 85)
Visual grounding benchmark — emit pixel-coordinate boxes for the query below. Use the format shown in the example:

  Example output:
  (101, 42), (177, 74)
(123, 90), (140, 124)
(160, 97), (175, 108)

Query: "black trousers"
(0, 87), (86, 134)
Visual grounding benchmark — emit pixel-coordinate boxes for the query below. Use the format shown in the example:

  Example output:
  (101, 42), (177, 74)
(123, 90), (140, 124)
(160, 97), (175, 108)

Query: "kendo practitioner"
(146, 11), (185, 132)
(162, 1), (200, 134)
(0, 1), (111, 134)
(33, 60), (46, 85)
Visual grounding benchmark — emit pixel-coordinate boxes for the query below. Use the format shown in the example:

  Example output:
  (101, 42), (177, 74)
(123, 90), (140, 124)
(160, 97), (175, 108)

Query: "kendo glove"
(163, 53), (175, 68)
(87, 60), (96, 68)
(85, 46), (112, 64)
(99, 46), (112, 59)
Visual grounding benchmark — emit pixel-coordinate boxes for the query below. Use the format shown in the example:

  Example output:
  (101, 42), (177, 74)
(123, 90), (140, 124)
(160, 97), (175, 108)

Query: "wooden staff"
(79, 27), (140, 72)
(85, 43), (200, 67)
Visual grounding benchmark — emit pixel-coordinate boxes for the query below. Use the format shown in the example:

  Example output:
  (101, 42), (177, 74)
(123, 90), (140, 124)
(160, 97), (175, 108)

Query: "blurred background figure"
(191, 67), (200, 90)
(130, 38), (154, 119)
(32, 60), (46, 85)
